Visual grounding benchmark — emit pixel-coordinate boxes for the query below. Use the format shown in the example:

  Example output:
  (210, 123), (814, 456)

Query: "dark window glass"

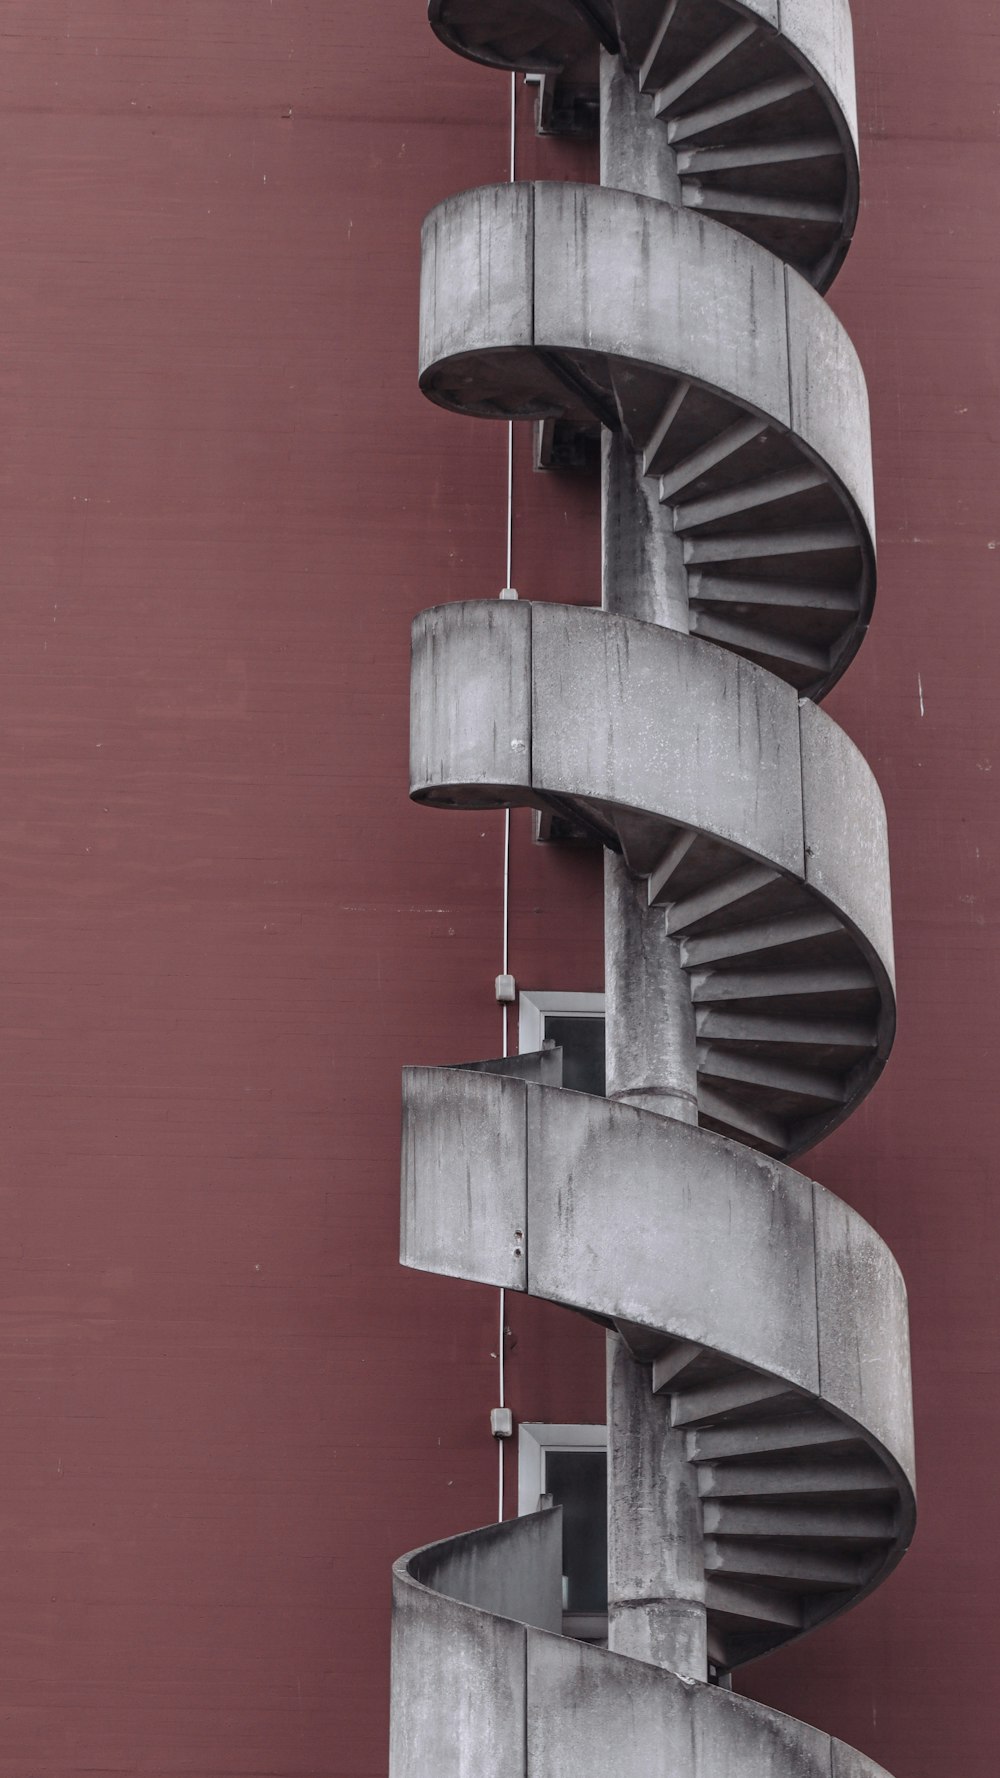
(544, 1015), (606, 1097)
(544, 1448), (608, 1613)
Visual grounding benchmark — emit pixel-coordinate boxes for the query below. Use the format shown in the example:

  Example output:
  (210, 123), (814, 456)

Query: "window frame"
(518, 990), (606, 1056)
(518, 1421), (609, 1643)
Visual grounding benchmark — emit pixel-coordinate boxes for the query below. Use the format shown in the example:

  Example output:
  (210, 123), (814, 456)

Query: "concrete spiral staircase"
(430, 0), (859, 287)
(392, 2), (914, 1773)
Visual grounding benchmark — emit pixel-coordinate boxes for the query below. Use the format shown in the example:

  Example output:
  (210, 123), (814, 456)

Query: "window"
(518, 1422), (608, 1641)
(518, 990), (606, 1097)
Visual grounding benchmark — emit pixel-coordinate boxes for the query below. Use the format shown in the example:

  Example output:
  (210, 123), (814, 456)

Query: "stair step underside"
(703, 1500), (897, 1542)
(690, 965), (874, 1004)
(655, 413), (768, 494)
(696, 1046), (845, 1109)
(689, 612), (832, 677)
(684, 186), (842, 225)
(687, 1413), (863, 1463)
(665, 73), (815, 145)
(705, 1539), (874, 1590)
(681, 909), (844, 967)
(672, 465), (828, 533)
(683, 525), (860, 565)
(689, 574), (860, 614)
(697, 1087), (789, 1152)
(432, 0), (858, 286)
(677, 137), (842, 175)
(671, 1373), (801, 1428)
(697, 1459), (893, 1500)
(649, 19), (759, 114)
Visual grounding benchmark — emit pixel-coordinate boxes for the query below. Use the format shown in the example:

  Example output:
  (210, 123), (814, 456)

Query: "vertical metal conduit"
(392, 3), (915, 1772)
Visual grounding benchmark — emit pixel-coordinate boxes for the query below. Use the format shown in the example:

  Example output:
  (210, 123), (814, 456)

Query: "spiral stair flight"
(392, 2), (915, 1774)
(429, 0), (860, 287)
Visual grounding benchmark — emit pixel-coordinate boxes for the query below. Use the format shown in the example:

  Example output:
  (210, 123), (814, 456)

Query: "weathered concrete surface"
(530, 605), (805, 875)
(401, 1065), (527, 1292)
(604, 854), (698, 1122)
(526, 1084), (822, 1396)
(527, 1625), (889, 1778)
(798, 695), (895, 988)
(600, 47), (681, 204)
(390, 1571), (526, 1778)
(777, 0), (860, 149)
(813, 1183), (916, 1487)
(406, 1510), (563, 1634)
(786, 267), (876, 541)
(391, 1563), (904, 1778)
(419, 182), (534, 374)
(531, 183), (791, 431)
(607, 1332), (707, 1680)
(410, 601), (532, 808)
(602, 428), (688, 632)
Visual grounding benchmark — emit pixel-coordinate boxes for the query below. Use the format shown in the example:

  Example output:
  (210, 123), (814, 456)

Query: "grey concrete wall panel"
(778, 0), (860, 150)
(600, 51), (684, 205)
(531, 604), (805, 875)
(526, 1627), (891, 1778)
(405, 1511), (564, 1635)
(400, 1065), (528, 1292)
(532, 183), (792, 428)
(813, 1183), (916, 1488)
(526, 1085), (821, 1394)
(786, 266), (876, 539)
(410, 601), (531, 806)
(389, 1574), (526, 1778)
(604, 852), (699, 1120)
(418, 183), (534, 372)
(606, 1332), (707, 1679)
(527, 1629), (695, 1778)
(690, 1684), (833, 1778)
(799, 696), (895, 985)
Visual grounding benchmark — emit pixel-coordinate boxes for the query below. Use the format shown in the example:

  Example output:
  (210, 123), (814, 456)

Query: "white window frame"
(518, 1421), (609, 1641)
(518, 990), (605, 1056)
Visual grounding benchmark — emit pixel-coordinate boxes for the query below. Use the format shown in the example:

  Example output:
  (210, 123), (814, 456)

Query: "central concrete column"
(600, 45), (708, 1685)
(606, 1332), (708, 1678)
(600, 48), (688, 638)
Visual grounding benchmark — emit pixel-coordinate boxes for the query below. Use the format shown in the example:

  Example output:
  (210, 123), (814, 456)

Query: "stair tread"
(666, 72), (814, 145)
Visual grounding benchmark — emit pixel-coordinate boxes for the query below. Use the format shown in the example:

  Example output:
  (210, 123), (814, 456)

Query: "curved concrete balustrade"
(402, 1067), (915, 1494)
(420, 182), (875, 696)
(392, 1517), (900, 1777)
(393, 1563), (897, 1778)
(429, 0), (859, 288)
(410, 599), (893, 1155)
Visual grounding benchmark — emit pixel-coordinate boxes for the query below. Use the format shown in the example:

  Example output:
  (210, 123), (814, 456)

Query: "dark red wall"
(0, 3), (991, 1773)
